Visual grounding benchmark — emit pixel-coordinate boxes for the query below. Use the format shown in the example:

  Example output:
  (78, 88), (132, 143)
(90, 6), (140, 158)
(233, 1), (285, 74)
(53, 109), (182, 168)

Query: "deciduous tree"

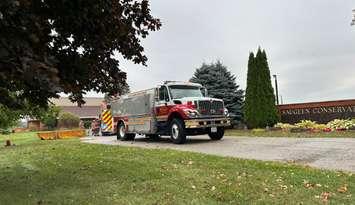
(0, 0), (161, 109)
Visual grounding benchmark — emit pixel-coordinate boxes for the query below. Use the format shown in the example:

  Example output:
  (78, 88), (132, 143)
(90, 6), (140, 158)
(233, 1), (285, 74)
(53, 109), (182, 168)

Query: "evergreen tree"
(244, 48), (279, 128)
(190, 61), (244, 123)
(244, 53), (259, 128)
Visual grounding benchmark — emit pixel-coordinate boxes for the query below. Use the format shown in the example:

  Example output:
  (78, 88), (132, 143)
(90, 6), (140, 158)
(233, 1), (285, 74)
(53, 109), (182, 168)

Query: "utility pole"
(352, 9), (355, 26)
(272, 74), (279, 105)
(280, 95), (284, 105)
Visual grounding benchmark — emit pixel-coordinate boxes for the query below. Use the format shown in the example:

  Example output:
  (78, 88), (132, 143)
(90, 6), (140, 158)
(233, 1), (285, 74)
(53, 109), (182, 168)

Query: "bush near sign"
(277, 99), (355, 124)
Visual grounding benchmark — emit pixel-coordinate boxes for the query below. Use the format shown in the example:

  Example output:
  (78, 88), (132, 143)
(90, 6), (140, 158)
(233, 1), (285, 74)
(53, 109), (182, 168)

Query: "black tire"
(116, 123), (125, 140)
(122, 133), (136, 141)
(146, 134), (160, 141)
(169, 118), (186, 144)
(116, 123), (136, 141)
(208, 127), (224, 140)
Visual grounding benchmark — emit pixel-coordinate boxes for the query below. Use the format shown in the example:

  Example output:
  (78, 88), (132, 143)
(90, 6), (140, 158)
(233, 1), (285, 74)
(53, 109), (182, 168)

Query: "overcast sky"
(89, 0), (355, 104)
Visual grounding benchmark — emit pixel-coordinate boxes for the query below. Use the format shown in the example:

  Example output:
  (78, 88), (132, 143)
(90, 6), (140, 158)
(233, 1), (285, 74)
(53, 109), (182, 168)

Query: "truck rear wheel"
(123, 133), (136, 141)
(117, 123), (135, 141)
(170, 118), (186, 144)
(208, 127), (224, 140)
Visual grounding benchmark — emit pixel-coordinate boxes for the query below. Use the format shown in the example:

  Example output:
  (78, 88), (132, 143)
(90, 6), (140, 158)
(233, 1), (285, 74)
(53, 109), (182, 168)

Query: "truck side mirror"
(155, 88), (160, 101)
(201, 87), (208, 97)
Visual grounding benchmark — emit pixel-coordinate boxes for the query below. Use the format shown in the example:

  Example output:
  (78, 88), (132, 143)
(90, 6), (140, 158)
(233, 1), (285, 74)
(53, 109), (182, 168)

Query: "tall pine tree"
(244, 48), (279, 128)
(244, 53), (259, 128)
(190, 61), (244, 123)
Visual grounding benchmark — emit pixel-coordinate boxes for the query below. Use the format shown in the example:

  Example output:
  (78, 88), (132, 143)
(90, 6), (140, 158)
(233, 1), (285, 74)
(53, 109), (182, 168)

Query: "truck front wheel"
(208, 127), (224, 140)
(170, 118), (187, 144)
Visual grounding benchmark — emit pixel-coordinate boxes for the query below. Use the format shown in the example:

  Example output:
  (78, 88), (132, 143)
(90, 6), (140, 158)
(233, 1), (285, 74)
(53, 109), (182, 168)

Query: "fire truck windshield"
(168, 85), (203, 99)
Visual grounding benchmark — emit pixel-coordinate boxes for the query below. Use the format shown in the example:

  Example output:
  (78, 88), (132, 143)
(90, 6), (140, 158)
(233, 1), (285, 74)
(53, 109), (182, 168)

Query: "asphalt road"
(81, 135), (355, 173)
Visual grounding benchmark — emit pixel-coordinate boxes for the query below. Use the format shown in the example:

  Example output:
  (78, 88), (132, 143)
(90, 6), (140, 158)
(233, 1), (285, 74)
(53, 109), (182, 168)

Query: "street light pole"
(273, 74), (279, 105)
(352, 9), (355, 26)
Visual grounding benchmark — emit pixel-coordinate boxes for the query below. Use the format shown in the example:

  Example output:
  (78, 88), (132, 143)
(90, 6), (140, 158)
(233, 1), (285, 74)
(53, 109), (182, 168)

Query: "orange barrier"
(37, 129), (86, 140)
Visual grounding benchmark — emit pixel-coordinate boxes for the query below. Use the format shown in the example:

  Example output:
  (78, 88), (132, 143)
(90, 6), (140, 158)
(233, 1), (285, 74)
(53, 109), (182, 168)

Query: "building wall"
(27, 120), (47, 131)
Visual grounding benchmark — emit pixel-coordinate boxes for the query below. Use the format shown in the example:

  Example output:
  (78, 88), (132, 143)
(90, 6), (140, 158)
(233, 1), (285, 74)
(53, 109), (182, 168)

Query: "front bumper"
(184, 118), (231, 129)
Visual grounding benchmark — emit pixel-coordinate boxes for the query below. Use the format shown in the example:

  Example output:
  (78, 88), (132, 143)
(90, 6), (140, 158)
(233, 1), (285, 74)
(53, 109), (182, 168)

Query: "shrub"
(0, 129), (11, 135)
(295, 120), (317, 129)
(251, 128), (266, 133)
(38, 106), (61, 130)
(313, 124), (328, 130)
(274, 123), (296, 131)
(327, 119), (354, 130)
(58, 112), (80, 129)
(83, 120), (92, 129)
(0, 105), (21, 130)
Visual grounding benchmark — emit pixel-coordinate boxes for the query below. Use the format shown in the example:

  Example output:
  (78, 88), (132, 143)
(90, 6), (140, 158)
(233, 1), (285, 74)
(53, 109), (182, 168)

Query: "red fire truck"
(110, 81), (230, 144)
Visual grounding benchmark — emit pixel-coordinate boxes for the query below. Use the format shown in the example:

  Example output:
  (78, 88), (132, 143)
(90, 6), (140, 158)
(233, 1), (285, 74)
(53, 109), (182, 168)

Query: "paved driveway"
(81, 135), (355, 172)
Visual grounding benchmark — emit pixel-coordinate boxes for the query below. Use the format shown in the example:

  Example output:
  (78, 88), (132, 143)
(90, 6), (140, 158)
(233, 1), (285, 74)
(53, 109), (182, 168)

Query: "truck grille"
(198, 100), (224, 115)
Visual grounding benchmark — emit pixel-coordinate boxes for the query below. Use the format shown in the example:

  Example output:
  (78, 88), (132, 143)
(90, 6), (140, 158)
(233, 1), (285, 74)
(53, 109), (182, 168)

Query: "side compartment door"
(127, 94), (152, 133)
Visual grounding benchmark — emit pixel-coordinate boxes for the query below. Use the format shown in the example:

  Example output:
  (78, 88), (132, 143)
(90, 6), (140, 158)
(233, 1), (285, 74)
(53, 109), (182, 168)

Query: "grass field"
(226, 129), (355, 138)
(0, 132), (354, 204)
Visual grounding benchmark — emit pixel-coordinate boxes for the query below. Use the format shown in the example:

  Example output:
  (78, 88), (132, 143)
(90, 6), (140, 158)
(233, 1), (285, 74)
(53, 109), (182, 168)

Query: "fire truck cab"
(110, 81), (230, 144)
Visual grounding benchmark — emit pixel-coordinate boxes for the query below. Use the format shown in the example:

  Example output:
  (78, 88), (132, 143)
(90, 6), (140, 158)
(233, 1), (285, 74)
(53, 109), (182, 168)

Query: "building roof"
(60, 106), (101, 119)
(50, 97), (104, 106)
(51, 97), (104, 119)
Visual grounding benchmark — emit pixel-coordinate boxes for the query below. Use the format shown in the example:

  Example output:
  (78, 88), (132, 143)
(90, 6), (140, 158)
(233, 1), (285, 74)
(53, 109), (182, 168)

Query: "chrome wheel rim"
(119, 125), (125, 137)
(171, 124), (179, 139)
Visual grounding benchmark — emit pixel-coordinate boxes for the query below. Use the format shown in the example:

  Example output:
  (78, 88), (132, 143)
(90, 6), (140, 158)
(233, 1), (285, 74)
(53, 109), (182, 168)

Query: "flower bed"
(274, 119), (355, 133)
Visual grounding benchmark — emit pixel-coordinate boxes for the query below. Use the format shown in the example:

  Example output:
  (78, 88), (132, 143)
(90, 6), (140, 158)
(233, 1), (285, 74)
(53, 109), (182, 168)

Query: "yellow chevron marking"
(102, 110), (108, 116)
(103, 113), (111, 120)
(104, 117), (112, 123)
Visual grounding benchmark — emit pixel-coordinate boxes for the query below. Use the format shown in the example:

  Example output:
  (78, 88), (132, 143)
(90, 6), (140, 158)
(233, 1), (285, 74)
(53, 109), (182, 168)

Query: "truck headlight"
(224, 108), (229, 116)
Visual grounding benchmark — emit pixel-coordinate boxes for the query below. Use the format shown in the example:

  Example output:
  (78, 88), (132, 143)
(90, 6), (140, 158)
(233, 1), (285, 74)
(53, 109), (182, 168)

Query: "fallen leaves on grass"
(321, 192), (331, 202)
(315, 192), (332, 202)
(280, 185), (288, 190)
(337, 184), (348, 193)
(180, 160), (194, 166)
(303, 180), (315, 189)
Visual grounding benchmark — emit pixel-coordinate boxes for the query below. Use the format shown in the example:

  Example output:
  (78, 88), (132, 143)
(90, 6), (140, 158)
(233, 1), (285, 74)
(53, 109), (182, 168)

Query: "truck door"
(156, 86), (173, 122)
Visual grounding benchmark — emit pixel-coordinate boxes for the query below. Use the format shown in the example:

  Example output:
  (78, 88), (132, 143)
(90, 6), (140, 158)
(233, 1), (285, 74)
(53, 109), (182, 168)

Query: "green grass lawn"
(226, 129), (355, 138)
(0, 132), (354, 204)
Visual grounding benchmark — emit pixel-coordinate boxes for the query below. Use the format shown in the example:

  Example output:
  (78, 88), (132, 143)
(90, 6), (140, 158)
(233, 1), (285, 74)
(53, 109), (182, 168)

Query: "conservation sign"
(277, 99), (355, 124)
